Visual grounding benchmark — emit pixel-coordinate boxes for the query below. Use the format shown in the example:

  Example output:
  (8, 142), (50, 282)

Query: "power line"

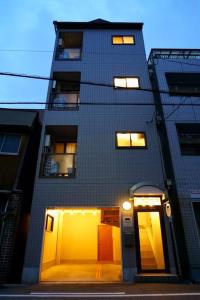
(0, 101), (200, 106)
(1, 71), (200, 97)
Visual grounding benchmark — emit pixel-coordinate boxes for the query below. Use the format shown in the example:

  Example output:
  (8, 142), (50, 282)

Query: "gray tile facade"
(149, 51), (200, 281)
(22, 21), (176, 283)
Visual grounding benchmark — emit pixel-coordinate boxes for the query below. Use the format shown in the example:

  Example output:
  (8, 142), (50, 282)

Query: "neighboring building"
(0, 109), (42, 283)
(148, 49), (200, 282)
(22, 19), (178, 284)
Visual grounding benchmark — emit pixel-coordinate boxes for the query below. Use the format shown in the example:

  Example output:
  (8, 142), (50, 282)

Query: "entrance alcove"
(40, 208), (122, 282)
(129, 182), (167, 272)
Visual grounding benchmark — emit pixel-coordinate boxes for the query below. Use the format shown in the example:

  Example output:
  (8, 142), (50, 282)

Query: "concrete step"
(135, 273), (180, 283)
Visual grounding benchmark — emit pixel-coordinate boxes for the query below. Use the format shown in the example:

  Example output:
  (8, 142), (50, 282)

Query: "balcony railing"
(41, 153), (76, 177)
(56, 48), (81, 60)
(49, 92), (80, 110)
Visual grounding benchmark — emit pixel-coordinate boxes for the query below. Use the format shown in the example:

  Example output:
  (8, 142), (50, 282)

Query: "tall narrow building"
(148, 49), (200, 282)
(22, 20), (178, 283)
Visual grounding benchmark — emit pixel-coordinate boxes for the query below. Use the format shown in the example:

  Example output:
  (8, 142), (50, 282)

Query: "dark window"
(50, 72), (80, 110)
(176, 124), (200, 155)
(45, 214), (54, 232)
(0, 133), (21, 154)
(116, 132), (147, 148)
(193, 202), (200, 237)
(112, 35), (135, 45)
(166, 73), (200, 96)
(56, 32), (83, 60)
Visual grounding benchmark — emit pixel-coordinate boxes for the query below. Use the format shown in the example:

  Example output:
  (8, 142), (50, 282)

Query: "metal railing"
(56, 48), (81, 60)
(49, 92), (80, 110)
(41, 153), (76, 177)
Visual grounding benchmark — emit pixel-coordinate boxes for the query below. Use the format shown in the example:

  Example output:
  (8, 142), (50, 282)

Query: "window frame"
(112, 35), (135, 45)
(0, 133), (21, 155)
(191, 201), (200, 246)
(176, 124), (200, 156)
(165, 72), (200, 96)
(45, 214), (54, 232)
(55, 31), (83, 61)
(115, 131), (147, 149)
(113, 76), (140, 89)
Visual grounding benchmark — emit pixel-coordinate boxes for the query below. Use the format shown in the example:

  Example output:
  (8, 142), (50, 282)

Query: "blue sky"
(0, 0), (199, 109)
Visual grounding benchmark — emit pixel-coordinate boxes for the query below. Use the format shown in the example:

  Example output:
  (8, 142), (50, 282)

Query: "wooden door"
(98, 225), (113, 261)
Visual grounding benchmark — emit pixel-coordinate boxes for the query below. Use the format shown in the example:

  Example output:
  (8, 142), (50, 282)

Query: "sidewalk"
(1, 282), (200, 295)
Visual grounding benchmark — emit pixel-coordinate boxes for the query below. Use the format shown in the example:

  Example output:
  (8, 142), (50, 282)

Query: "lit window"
(112, 35), (135, 45)
(116, 132), (146, 148)
(134, 197), (161, 206)
(55, 142), (77, 154)
(114, 77), (140, 89)
(0, 133), (21, 154)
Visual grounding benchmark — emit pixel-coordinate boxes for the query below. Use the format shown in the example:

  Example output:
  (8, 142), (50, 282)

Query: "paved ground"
(1, 283), (200, 299)
(41, 263), (121, 282)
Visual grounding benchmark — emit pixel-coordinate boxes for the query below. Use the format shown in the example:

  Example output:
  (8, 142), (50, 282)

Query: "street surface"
(0, 283), (200, 299)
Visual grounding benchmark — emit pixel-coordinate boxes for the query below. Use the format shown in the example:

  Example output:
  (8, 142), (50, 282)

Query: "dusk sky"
(0, 0), (199, 109)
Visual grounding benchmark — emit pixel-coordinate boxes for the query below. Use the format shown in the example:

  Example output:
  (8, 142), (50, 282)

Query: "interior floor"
(40, 263), (121, 282)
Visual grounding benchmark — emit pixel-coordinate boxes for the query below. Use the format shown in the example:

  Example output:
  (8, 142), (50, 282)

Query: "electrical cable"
(1, 71), (200, 97)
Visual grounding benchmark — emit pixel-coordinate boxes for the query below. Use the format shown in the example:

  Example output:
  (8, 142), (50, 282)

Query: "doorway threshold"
(135, 273), (179, 283)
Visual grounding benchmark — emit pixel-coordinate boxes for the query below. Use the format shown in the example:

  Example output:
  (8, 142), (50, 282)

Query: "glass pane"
(123, 36), (134, 44)
(134, 197), (161, 206)
(66, 143), (77, 154)
(113, 36), (123, 44)
(43, 154), (74, 177)
(114, 78), (126, 88)
(131, 133), (146, 147)
(117, 133), (131, 147)
(0, 134), (4, 150)
(66, 93), (79, 108)
(138, 212), (165, 270)
(1, 134), (21, 153)
(55, 143), (65, 154)
(126, 78), (139, 88)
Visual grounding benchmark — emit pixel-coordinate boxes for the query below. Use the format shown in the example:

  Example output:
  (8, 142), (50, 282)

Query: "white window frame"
(0, 133), (21, 155)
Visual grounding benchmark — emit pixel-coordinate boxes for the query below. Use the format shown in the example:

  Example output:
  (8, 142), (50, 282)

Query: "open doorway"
(40, 208), (121, 282)
(134, 197), (167, 272)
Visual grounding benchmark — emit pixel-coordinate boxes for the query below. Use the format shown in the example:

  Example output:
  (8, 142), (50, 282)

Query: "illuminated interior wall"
(42, 210), (60, 270)
(112, 226), (121, 263)
(150, 212), (165, 269)
(41, 208), (122, 267)
(60, 211), (101, 262)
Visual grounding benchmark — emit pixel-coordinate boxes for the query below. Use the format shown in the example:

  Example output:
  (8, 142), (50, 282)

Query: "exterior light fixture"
(123, 201), (132, 211)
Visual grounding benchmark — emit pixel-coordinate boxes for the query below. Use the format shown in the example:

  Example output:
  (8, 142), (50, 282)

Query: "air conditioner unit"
(44, 135), (51, 147)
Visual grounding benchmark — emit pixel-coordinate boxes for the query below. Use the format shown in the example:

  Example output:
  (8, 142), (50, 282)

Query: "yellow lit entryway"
(134, 197), (166, 272)
(40, 208), (121, 282)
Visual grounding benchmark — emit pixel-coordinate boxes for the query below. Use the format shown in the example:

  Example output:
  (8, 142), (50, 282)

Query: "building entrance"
(40, 208), (121, 282)
(134, 197), (166, 272)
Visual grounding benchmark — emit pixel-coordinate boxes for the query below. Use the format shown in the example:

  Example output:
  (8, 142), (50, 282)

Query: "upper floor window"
(116, 132), (147, 148)
(176, 124), (200, 155)
(56, 32), (83, 60)
(41, 125), (78, 178)
(112, 35), (135, 45)
(166, 73), (200, 96)
(114, 77), (140, 89)
(49, 72), (80, 110)
(0, 133), (21, 155)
